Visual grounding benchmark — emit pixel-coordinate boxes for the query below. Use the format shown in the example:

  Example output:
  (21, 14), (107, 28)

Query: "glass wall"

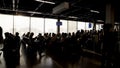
(14, 15), (30, 36)
(0, 13), (101, 37)
(96, 24), (103, 30)
(99, 24), (103, 30)
(31, 17), (44, 36)
(68, 20), (77, 33)
(96, 24), (99, 30)
(0, 14), (13, 37)
(78, 21), (86, 31)
(45, 18), (57, 33)
(60, 20), (67, 33)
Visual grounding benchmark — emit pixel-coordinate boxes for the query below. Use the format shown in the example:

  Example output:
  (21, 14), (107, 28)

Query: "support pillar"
(57, 25), (60, 34)
(93, 22), (96, 30)
(57, 19), (62, 34)
(105, 2), (115, 30)
(102, 2), (115, 68)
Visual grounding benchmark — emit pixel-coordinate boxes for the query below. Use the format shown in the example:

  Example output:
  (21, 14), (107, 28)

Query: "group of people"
(0, 26), (21, 68)
(21, 29), (120, 68)
(2, 32), (20, 68)
(21, 29), (104, 59)
(0, 26), (120, 68)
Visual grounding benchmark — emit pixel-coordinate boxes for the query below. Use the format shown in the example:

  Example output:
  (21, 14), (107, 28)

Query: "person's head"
(26, 32), (30, 37)
(0, 26), (3, 35)
(15, 32), (19, 36)
(30, 32), (34, 38)
(38, 33), (42, 36)
(4, 32), (9, 38)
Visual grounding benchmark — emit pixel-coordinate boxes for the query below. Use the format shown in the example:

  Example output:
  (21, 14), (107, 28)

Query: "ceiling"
(0, 0), (119, 23)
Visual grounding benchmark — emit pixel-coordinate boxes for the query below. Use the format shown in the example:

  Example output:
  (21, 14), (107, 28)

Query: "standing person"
(14, 32), (21, 66)
(101, 24), (116, 68)
(0, 26), (3, 62)
(36, 33), (45, 59)
(0, 26), (3, 49)
(2, 32), (16, 68)
(26, 32), (37, 67)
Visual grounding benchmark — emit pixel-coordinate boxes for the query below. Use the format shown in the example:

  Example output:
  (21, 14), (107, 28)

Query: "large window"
(0, 14), (13, 37)
(14, 15), (30, 36)
(31, 17), (44, 36)
(78, 21), (86, 31)
(0, 13), (103, 37)
(60, 20), (67, 33)
(99, 24), (103, 30)
(45, 18), (57, 33)
(96, 24), (103, 30)
(96, 24), (99, 30)
(68, 20), (77, 33)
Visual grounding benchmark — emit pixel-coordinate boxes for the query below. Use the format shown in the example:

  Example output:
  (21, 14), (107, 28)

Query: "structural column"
(102, 2), (115, 68)
(57, 25), (60, 34)
(29, 17), (31, 32)
(93, 22), (96, 30)
(105, 2), (115, 29)
(57, 19), (62, 34)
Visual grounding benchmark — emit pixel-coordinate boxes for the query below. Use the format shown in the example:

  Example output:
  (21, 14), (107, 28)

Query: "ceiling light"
(68, 16), (78, 19)
(97, 20), (104, 22)
(90, 10), (100, 13)
(27, 11), (42, 14)
(115, 22), (119, 24)
(35, 0), (55, 4)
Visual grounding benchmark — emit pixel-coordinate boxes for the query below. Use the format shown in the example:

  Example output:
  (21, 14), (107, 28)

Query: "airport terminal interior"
(0, 0), (120, 68)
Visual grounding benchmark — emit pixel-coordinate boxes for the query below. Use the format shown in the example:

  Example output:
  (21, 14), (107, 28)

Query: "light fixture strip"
(68, 16), (78, 19)
(90, 10), (100, 13)
(35, 0), (55, 4)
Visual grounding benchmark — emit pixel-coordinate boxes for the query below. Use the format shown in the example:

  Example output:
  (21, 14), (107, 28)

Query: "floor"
(0, 47), (101, 68)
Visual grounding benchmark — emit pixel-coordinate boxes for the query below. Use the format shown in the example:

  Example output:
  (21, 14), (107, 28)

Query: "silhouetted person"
(21, 32), (30, 55)
(14, 32), (21, 66)
(26, 32), (37, 67)
(21, 33), (27, 55)
(3, 32), (16, 68)
(35, 33), (45, 60)
(0, 26), (3, 44)
(101, 24), (116, 68)
(0, 26), (3, 59)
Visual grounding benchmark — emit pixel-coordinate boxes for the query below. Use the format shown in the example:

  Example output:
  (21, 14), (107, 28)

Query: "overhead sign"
(89, 23), (92, 28)
(56, 21), (62, 26)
